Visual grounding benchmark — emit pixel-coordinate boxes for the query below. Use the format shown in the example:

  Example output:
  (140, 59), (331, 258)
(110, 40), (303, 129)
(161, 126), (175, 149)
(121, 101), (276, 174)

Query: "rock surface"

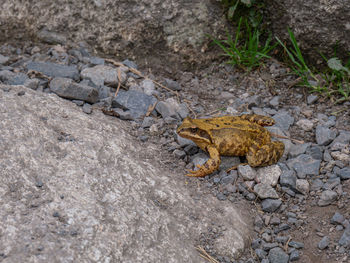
(0, 0), (227, 69)
(0, 85), (251, 262)
(266, 0), (350, 63)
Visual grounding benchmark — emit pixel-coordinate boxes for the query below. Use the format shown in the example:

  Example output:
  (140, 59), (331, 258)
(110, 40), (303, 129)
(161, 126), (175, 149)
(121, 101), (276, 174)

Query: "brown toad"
(176, 114), (285, 177)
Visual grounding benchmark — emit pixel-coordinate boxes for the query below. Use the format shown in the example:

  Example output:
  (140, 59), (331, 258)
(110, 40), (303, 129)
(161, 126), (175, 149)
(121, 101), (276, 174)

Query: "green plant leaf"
(327, 57), (350, 73)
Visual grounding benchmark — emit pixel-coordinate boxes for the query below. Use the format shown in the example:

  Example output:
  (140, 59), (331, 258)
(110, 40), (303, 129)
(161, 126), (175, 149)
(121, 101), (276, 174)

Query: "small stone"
(289, 250), (300, 261)
(82, 103), (92, 114)
(53, 212), (60, 218)
(0, 54), (9, 64)
(318, 190), (337, 206)
(289, 241), (304, 249)
(35, 179), (43, 188)
(141, 117), (154, 128)
(331, 130), (350, 145)
(296, 119), (314, 131)
(238, 165), (256, 180)
(254, 183), (279, 199)
(273, 112), (294, 131)
(315, 125), (337, 146)
(331, 212), (345, 225)
(268, 247), (289, 263)
(220, 174), (235, 185)
(288, 143), (310, 158)
(27, 61), (79, 81)
(245, 193), (256, 201)
(307, 94), (318, 104)
(270, 216), (281, 225)
(255, 248), (267, 259)
(37, 29), (67, 45)
(50, 77), (98, 103)
(164, 78), (181, 91)
(256, 165), (281, 186)
(140, 79), (156, 96)
(24, 78), (40, 90)
(318, 236), (330, 249)
(139, 135), (148, 142)
(183, 144), (198, 155)
(81, 65), (126, 87)
(176, 134), (196, 147)
(337, 167), (350, 180)
(296, 179), (309, 195)
(112, 90), (157, 119)
(287, 154), (321, 178)
(216, 192), (227, 201)
(310, 178), (324, 191)
(279, 170), (297, 191)
(17, 90), (25, 96)
(261, 199), (282, 212)
(155, 98), (180, 119)
(72, 100), (84, 106)
(269, 96), (280, 107)
(122, 59), (138, 69)
(262, 242), (279, 251)
(251, 238), (262, 249)
(254, 215), (264, 228)
(276, 223), (291, 233)
(306, 145), (323, 160)
(173, 149), (186, 159)
(339, 224), (350, 247)
(262, 232), (272, 242)
(336, 225), (344, 231)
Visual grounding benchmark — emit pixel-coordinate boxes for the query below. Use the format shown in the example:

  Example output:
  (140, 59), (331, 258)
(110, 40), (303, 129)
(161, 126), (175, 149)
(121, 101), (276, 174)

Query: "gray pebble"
(27, 61), (79, 81)
(307, 94), (318, 104)
(310, 178), (324, 191)
(122, 59), (138, 69)
(273, 112), (294, 131)
(216, 192), (227, 201)
(261, 199), (282, 212)
(315, 125), (337, 146)
(268, 247), (289, 263)
(337, 167), (350, 180)
(263, 242), (279, 251)
(82, 103), (92, 114)
(339, 224), (350, 247)
(318, 190), (337, 206)
(164, 78), (181, 91)
(173, 149), (186, 159)
(288, 241), (304, 249)
(287, 154), (321, 178)
(238, 165), (256, 180)
(255, 248), (267, 259)
(289, 249), (300, 261)
(318, 236), (330, 249)
(251, 238), (262, 249)
(254, 183), (279, 199)
(245, 193), (256, 201)
(306, 145), (323, 160)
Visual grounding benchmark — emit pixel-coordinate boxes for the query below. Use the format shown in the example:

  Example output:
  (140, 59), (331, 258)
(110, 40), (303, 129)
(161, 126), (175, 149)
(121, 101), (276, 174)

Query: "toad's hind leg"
(246, 140), (285, 167)
(240, 114), (275, 126)
(185, 145), (221, 177)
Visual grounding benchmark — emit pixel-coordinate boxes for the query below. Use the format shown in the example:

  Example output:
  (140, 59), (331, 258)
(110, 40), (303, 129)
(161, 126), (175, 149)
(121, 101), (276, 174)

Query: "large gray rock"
(50, 77), (99, 103)
(0, 0), (227, 69)
(0, 85), (251, 262)
(266, 0), (350, 63)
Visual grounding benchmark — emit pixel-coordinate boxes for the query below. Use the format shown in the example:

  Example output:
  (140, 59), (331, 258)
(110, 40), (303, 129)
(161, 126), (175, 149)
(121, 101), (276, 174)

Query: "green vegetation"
(276, 29), (350, 103)
(212, 1), (350, 103)
(209, 17), (276, 71)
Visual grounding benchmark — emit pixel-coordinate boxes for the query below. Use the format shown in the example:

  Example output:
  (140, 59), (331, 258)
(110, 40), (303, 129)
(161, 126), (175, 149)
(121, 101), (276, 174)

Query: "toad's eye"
(190, 128), (198, 133)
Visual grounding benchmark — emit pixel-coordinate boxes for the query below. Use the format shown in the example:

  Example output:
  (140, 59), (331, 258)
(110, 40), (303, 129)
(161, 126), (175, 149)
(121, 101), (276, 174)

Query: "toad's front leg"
(185, 145), (221, 177)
